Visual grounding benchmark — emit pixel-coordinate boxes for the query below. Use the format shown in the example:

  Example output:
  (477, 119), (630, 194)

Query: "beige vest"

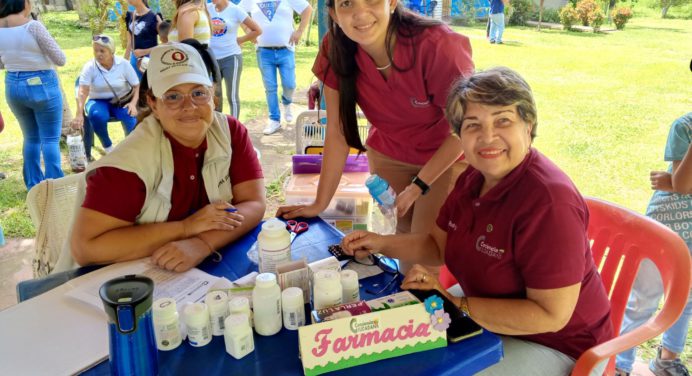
(53, 112), (233, 273)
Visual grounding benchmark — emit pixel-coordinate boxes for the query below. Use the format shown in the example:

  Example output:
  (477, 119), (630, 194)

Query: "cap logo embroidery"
(161, 49), (189, 66)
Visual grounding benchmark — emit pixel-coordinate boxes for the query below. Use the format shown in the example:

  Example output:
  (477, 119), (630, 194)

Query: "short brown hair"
(446, 67), (538, 140)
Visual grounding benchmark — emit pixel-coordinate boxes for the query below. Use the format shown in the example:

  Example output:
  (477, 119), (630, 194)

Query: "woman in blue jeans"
(71, 35), (140, 154)
(0, 0), (66, 189)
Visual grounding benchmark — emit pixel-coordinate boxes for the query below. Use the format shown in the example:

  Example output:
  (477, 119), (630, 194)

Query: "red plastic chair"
(571, 197), (691, 375)
(437, 197), (691, 376)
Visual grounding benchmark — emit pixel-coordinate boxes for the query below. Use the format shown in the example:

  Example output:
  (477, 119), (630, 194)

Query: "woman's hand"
(133, 49), (147, 58)
(125, 102), (138, 117)
(401, 264), (440, 291)
(395, 184), (422, 217)
(70, 115), (84, 130)
(650, 171), (673, 192)
(181, 201), (244, 237)
(276, 202), (323, 219)
(341, 230), (382, 258)
(151, 237), (211, 272)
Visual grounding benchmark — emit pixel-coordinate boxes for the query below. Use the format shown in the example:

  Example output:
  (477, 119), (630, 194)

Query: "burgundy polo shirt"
(83, 116), (263, 222)
(313, 25), (474, 166)
(436, 149), (612, 359)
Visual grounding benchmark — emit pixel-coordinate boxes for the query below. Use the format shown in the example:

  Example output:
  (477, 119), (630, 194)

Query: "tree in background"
(659, 0), (685, 17)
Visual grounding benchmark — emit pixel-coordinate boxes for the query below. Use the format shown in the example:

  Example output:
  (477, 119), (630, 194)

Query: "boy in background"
(615, 113), (692, 376)
(157, 20), (171, 44)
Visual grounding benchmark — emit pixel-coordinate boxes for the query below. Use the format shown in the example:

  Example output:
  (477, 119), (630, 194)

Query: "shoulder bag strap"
(94, 60), (120, 100)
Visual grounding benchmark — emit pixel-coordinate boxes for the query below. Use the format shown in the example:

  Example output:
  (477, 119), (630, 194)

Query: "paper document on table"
(65, 258), (219, 310)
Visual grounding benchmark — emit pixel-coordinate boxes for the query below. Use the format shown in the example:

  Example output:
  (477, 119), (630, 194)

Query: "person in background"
(71, 35), (140, 155)
(123, 0), (161, 79)
(158, 19), (171, 44)
(615, 113), (692, 376)
(488, 0), (508, 44)
(276, 0), (473, 275)
(61, 42), (265, 273)
(169, 0), (212, 45)
(341, 67), (613, 375)
(208, 0), (261, 118)
(240, 0), (312, 135)
(0, 0), (66, 190)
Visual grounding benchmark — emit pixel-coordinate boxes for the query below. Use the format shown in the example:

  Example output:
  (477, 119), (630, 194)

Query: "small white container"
(281, 287), (305, 330)
(206, 290), (230, 336)
(257, 219), (292, 274)
(224, 313), (255, 360)
(252, 273), (282, 336)
(340, 270), (360, 304)
(152, 298), (182, 351)
(228, 296), (253, 327)
(313, 270), (343, 310)
(183, 303), (212, 347)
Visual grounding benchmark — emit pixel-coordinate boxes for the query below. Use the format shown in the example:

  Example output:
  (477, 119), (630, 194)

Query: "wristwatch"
(411, 176), (430, 195)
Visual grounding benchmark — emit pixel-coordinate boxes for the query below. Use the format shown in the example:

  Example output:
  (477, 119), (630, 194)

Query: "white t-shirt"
(79, 56), (140, 100)
(207, 2), (248, 59)
(240, 0), (309, 50)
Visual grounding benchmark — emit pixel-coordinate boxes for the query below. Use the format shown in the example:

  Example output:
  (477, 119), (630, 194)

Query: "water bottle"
(365, 174), (397, 234)
(99, 275), (158, 376)
(67, 130), (87, 173)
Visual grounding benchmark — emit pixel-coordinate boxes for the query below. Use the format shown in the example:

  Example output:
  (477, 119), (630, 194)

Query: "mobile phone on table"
(407, 289), (483, 343)
(328, 244), (353, 261)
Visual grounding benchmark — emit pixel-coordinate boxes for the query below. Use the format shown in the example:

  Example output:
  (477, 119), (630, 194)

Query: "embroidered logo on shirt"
(475, 235), (505, 259)
(258, 1), (280, 21)
(410, 97), (431, 108)
(211, 17), (228, 37)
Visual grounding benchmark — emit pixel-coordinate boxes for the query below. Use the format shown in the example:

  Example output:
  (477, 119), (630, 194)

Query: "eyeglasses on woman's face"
(160, 87), (212, 110)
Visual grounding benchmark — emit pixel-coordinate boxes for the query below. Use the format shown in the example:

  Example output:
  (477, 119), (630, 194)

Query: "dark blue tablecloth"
(17, 217), (502, 376)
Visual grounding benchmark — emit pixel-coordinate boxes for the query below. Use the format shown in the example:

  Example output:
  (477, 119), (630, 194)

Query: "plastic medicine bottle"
(228, 296), (253, 327)
(205, 290), (230, 336)
(340, 270), (360, 304)
(257, 219), (292, 274)
(152, 298), (182, 351)
(224, 313), (255, 359)
(281, 287), (305, 330)
(252, 273), (282, 336)
(183, 303), (212, 347)
(313, 270), (343, 310)
(365, 174), (398, 234)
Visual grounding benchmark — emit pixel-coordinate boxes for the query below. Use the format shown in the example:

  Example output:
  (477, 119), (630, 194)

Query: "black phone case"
(328, 244), (353, 261)
(407, 289), (483, 343)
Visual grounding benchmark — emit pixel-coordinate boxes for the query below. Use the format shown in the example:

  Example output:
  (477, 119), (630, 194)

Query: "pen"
(225, 208), (238, 213)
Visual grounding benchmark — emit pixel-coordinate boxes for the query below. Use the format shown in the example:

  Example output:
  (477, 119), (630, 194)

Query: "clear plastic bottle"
(252, 273), (282, 336)
(67, 131), (87, 173)
(365, 174), (398, 234)
(152, 298), (182, 351)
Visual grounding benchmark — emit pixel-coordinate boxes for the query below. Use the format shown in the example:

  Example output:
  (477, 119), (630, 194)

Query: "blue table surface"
(17, 217), (502, 376)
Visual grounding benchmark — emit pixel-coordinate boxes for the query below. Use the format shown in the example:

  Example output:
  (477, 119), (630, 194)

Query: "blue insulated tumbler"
(100, 275), (159, 376)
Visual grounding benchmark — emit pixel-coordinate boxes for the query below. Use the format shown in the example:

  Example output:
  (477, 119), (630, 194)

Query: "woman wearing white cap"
(62, 42), (266, 273)
(71, 34), (140, 154)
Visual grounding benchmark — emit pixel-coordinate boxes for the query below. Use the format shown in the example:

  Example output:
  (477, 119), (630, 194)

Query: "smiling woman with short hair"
(341, 67), (613, 376)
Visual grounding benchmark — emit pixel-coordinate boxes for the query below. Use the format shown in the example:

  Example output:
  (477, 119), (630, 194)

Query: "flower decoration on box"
(431, 309), (451, 332)
(423, 295), (444, 314)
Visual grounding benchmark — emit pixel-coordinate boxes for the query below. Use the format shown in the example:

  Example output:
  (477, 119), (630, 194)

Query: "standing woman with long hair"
(0, 0), (66, 190)
(207, 0), (261, 117)
(123, 0), (161, 78)
(277, 0), (474, 274)
(169, 0), (212, 45)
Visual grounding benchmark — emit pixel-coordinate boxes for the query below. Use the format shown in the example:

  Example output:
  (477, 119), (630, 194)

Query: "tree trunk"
(537, 0), (544, 31)
(661, 5), (670, 17)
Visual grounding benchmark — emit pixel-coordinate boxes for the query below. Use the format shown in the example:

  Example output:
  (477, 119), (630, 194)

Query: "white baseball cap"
(147, 43), (213, 98)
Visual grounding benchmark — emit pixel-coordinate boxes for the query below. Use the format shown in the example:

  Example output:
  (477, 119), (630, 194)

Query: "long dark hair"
(137, 38), (220, 122)
(324, 2), (442, 151)
(0, 0), (26, 17)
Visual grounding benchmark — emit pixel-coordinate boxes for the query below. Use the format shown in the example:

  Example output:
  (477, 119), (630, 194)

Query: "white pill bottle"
(257, 219), (292, 274)
(313, 270), (343, 310)
(252, 273), (282, 336)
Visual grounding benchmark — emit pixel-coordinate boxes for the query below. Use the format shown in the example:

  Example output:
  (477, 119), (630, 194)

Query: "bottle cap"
(255, 273), (277, 288)
(153, 298), (178, 321)
(228, 296), (250, 312)
(205, 290), (229, 314)
(281, 287), (304, 309)
(184, 303), (209, 326)
(261, 218), (288, 237)
(340, 270), (359, 289)
(224, 313), (249, 331)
